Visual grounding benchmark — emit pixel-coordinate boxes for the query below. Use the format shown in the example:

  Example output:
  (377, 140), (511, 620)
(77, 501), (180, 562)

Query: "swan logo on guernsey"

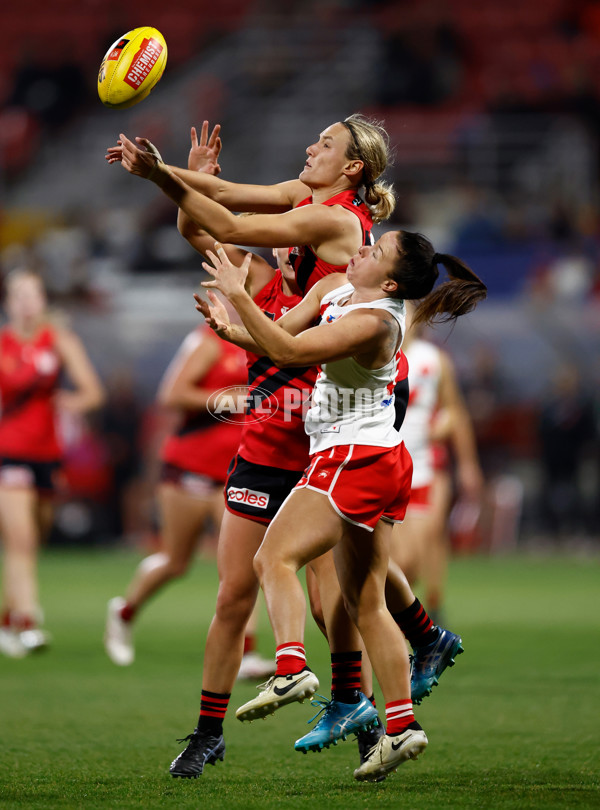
(227, 486), (270, 509)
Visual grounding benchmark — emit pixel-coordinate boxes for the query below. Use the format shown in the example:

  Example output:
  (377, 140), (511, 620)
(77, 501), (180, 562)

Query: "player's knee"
(215, 581), (255, 625)
(341, 593), (360, 625)
(253, 546), (290, 582)
(253, 548), (267, 582)
(166, 557), (190, 579)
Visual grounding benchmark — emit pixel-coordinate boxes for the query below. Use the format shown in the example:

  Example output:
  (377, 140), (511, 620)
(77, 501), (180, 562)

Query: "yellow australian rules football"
(98, 27), (167, 109)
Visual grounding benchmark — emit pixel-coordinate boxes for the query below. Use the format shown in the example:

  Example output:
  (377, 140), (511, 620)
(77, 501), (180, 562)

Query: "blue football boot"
(411, 627), (464, 704)
(295, 692), (379, 753)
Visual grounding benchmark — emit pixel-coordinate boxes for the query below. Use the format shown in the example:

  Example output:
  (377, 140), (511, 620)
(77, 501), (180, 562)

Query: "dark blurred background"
(0, 0), (598, 549)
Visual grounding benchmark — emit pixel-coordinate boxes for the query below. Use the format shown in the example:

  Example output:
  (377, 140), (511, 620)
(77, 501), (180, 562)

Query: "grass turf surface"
(1, 549), (598, 809)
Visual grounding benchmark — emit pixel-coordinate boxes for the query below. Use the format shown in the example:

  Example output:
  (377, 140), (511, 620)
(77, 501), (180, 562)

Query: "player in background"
(198, 229), (486, 782)
(393, 303), (484, 703)
(425, 410), (484, 623)
(0, 270), (105, 658)
(103, 318), (256, 667)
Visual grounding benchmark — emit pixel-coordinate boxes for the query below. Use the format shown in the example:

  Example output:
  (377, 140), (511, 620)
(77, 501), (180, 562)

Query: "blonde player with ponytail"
(107, 114), (393, 294)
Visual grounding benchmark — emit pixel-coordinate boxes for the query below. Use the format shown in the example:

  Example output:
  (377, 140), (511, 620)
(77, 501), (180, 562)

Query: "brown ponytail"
(390, 232), (487, 325)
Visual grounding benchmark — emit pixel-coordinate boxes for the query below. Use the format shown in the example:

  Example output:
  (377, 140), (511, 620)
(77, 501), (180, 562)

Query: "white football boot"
(19, 628), (51, 653)
(0, 627), (28, 658)
(236, 668), (319, 721)
(354, 725), (428, 782)
(104, 597), (134, 666)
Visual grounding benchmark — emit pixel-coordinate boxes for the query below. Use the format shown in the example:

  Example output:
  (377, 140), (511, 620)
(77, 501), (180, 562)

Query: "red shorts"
(295, 443), (413, 531)
(407, 485), (431, 513)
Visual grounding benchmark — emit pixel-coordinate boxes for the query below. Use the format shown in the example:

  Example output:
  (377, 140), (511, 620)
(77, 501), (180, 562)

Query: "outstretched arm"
(111, 134), (349, 249)
(201, 245), (387, 368)
(176, 121), (222, 242)
(194, 290), (265, 354)
(106, 124), (308, 212)
(175, 124), (277, 298)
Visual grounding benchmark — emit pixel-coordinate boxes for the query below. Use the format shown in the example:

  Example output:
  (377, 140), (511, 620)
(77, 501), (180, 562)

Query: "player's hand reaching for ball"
(188, 121), (222, 174)
(106, 134), (166, 182)
(202, 243), (251, 299)
(194, 290), (231, 336)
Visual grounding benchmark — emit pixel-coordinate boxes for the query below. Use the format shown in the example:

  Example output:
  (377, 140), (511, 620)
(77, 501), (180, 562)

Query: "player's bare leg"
(104, 483), (214, 666)
(388, 520), (464, 707)
(391, 509), (431, 587)
(295, 552), (379, 755)
(423, 469), (453, 619)
(334, 520), (427, 781)
(236, 489), (342, 721)
(170, 511), (267, 778)
(202, 510), (266, 693)
(0, 486), (47, 657)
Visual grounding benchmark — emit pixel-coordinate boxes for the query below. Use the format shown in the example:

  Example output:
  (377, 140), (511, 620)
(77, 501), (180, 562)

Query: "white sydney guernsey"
(304, 282), (407, 454)
(398, 338), (443, 489)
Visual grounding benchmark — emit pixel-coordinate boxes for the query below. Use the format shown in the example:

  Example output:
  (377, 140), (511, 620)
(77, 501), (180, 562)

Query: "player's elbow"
(212, 222), (245, 244)
(177, 215), (201, 242)
(269, 347), (303, 368)
(176, 216), (191, 238)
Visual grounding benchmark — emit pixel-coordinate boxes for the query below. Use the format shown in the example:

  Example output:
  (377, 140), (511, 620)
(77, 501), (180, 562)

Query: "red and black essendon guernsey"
(161, 328), (248, 481)
(237, 271), (315, 472)
(289, 189), (374, 294)
(0, 325), (62, 461)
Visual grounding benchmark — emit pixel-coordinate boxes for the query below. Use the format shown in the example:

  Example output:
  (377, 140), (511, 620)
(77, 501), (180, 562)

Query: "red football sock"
(385, 699), (415, 735)
(120, 602), (136, 623)
(275, 641), (306, 676)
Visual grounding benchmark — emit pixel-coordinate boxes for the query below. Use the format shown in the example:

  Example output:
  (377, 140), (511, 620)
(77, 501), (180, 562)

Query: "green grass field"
(1, 549), (599, 809)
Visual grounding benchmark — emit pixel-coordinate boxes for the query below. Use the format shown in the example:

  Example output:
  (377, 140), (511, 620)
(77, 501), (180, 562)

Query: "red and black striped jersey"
(289, 189), (374, 294)
(237, 271), (314, 471)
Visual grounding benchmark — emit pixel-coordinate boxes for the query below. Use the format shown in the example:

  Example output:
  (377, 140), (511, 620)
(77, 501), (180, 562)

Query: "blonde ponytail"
(364, 180), (396, 224)
(342, 113), (395, 224)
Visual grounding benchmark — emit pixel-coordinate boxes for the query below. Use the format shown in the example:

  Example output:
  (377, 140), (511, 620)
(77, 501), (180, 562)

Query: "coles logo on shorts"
(226, 486), (270, 509)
